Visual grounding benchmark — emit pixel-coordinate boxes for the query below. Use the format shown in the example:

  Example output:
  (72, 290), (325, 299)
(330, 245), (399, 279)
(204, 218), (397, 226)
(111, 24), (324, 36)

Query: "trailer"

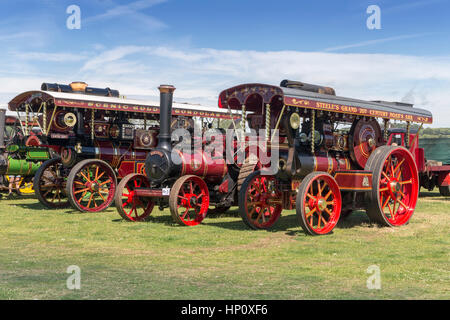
(387, 128), (450, 196)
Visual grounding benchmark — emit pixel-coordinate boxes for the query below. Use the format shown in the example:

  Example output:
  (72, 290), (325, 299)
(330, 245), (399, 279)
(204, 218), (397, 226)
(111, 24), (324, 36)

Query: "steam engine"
(144, 85), (233, 206)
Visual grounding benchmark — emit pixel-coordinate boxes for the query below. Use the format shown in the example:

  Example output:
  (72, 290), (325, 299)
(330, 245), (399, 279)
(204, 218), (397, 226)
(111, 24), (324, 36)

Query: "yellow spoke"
(393, 159), (405, 174)
(317, 181), (323, 196)
(306, 207), (317, 218)
(80, 171), (91, 183)
(74, 187), (90, 195)
(99, 179), (111, 186)
(398, 199), (409, 210)
(87, 193), (94, 208)
(96, 171), (106, 181)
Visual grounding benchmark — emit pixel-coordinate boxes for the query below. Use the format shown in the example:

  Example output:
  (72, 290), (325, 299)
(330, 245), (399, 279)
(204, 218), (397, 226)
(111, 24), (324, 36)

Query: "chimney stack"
(157, 85), (176, 152)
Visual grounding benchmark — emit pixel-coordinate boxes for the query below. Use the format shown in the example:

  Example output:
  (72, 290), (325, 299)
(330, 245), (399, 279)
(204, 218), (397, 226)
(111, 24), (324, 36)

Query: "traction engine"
(219, 80), (432, 235)
(115, 85), (240, 226)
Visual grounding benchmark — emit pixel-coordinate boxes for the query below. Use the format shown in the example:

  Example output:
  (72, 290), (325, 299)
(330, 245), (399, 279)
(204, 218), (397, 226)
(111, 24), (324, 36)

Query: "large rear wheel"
(34, 158), (70, 209)
(365, 146), (419, 226)
(67, 159), (117, 213)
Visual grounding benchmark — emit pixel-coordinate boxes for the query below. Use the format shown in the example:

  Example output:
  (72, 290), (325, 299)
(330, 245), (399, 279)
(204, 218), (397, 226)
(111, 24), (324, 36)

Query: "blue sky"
(1, 0), (450, 126)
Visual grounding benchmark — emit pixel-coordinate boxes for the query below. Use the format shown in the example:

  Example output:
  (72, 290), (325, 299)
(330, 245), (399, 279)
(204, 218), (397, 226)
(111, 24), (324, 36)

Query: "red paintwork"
(54, 98), (238, 120)
(134, 189), (165, 198)
(176, 150), (228, 183)
(334, 171), (373, 191)
(313, 154), (352, 174)
(94, 140), (147, 179)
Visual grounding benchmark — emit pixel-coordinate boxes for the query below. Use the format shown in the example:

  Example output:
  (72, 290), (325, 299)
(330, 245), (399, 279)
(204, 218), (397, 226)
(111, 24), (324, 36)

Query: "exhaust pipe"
(0, 109), (6, 149)
(157, 85), (176, 152)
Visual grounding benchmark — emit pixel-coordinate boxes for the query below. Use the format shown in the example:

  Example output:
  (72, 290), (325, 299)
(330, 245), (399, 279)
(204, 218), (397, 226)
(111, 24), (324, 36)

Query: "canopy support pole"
(271, 105), (286, 143)
(265, 104), (271, 142)
(46, 106), (58, 136)
(91, 109), (95, 141)
(311, 110), (315, 153)
(384, 119), (389, 143)
(406, 121), (411, 148)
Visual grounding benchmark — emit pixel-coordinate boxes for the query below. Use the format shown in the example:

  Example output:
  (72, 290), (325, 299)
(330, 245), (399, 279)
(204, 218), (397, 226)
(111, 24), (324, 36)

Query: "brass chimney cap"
(70, 81), (88, 92)
(158, 85), (176, 93)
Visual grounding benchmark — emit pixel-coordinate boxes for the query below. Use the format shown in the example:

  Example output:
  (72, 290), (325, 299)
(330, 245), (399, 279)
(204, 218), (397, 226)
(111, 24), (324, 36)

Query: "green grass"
(0, 190), (449, 300)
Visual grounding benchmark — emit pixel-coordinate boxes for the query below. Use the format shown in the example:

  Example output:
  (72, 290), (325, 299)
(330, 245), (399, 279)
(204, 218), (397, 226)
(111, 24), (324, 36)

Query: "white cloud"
(13, 52), (89, 62)
(84, 0), (168, 29)
(323, 33), (434, 52)
(0, 32), (38, 41)
(1, 46), (450, 127)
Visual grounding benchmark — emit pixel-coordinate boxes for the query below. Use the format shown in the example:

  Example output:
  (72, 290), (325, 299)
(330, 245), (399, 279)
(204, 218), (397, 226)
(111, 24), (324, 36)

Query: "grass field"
(0, 190), (449, 300)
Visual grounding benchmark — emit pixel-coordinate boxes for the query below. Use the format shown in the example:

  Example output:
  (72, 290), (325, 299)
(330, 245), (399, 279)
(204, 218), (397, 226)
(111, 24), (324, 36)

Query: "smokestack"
(0, 109), (6, 149)
(157, 85), (176, 152)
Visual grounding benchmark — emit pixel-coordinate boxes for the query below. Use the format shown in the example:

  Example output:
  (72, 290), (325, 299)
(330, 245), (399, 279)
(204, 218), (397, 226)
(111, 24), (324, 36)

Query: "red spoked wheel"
(66, 159), (117, 213)
(238, 170), (282, 230)
(34, 158), (70, 209)
(296, 172), (342, 235)
(115, 174), (154, 222)
(365, 146), (419, 227)
(169, 175), (210, 226)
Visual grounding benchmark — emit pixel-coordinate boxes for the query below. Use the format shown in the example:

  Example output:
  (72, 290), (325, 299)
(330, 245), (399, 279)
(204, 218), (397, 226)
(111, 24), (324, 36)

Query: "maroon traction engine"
(8, 82), (236, 213)
(219, 80), (433, 235)
(114, 85), (245, 226)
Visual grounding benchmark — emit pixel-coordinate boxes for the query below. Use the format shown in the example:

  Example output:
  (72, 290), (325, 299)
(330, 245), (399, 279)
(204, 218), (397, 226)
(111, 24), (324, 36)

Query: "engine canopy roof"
(9, 90), (239, 120)
(219, 81), (433, 124)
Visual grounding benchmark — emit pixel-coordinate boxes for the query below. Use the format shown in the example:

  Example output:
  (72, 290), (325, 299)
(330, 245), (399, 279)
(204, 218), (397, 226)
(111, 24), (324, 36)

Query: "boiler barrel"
(0, 157), (41, 176)
(175, 151), (228, 182)
(296, 152), (352, 177)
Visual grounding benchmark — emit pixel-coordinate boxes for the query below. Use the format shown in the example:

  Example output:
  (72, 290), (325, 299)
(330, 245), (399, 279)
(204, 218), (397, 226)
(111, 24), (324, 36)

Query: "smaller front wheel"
(115, 174), (154, 221)
(239, 171), (283, 230)
(296, 172), (342, 235)
(169, 175), (210, 226)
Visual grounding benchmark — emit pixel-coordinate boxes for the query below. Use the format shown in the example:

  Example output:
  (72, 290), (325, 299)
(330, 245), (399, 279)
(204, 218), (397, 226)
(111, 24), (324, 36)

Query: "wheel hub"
(189, 196), (198, 207)
(389, 180), (401, 195)
(317, 198), (327, 211)
(89, 182), (100, 192)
